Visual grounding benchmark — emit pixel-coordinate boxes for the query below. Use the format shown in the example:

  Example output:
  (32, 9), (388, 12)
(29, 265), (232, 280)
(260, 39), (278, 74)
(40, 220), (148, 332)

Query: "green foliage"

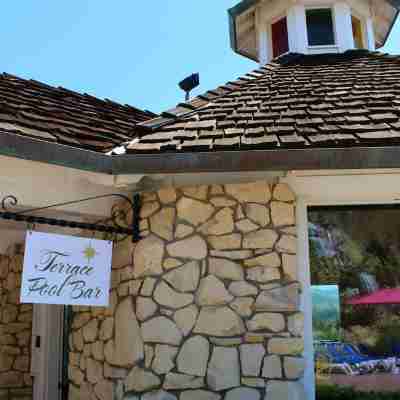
(312, 286), (340, 322)
(374, 323), (400, 355)
(309, 210), (400, 336)
(309, 211), (400, 290)
(317, 385), (400, 400)
(313, 320), (341, 341)
(342, 304), (378, 328)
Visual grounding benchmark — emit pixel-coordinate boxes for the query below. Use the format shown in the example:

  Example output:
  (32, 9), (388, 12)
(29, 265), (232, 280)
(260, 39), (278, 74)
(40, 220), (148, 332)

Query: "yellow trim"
(352, 15), (364, 49)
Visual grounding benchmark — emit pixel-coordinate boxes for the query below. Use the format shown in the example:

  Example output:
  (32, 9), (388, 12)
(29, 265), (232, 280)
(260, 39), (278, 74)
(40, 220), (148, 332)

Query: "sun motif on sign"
(83, 243), (98, 264)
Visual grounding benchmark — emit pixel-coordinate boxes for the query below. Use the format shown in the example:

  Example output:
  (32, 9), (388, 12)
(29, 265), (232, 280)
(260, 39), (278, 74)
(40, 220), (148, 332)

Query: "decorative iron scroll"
(0, 193), (141, 242)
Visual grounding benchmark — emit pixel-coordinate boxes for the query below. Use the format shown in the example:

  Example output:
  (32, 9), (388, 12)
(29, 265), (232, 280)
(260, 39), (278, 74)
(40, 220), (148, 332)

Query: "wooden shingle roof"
(125, 50), (400, 154)
(0, 73), (155, 152)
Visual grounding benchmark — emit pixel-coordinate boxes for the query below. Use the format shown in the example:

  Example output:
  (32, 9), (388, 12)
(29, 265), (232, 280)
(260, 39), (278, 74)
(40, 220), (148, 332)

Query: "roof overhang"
(0, 131), (112, 174)
(372, 0), (400, 48)
(228, 0), (400, 61)
(228, 0), (259, 61)
(112, 147), (400, 174)
(5, 131), (400, 175)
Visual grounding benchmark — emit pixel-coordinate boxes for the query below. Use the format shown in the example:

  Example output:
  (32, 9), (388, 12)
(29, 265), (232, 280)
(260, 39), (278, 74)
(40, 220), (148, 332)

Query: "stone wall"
(0, 251), (33, 400)
(68, 181), (305, 400)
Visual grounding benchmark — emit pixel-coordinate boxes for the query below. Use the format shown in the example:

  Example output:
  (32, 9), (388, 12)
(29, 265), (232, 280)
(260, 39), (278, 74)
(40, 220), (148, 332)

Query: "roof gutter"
(4, 132), (400, 176)
(112, 147), (400, 174)
(0, 131), (112, 174)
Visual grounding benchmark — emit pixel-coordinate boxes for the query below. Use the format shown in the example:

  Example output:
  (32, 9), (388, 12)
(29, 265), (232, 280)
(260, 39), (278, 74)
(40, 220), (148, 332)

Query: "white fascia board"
(118, 171), (285, 190)
(283, 168), (400, 206)
(0, 155), (122, 218)
(113, 174), (146, 189)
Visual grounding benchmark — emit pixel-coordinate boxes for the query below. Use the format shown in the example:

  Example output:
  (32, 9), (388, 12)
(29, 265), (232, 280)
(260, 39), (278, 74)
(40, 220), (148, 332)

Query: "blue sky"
(1, 1), (399, 113)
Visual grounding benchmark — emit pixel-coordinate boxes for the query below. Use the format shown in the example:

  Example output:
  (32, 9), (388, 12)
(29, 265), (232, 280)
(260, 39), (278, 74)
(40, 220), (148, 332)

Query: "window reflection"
(306, 9), (335, 46)
(309, 207), (400, 396)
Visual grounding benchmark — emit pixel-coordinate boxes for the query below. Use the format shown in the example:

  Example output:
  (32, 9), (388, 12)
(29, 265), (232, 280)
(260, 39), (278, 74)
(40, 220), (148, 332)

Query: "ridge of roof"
(123, 50), (400, 155)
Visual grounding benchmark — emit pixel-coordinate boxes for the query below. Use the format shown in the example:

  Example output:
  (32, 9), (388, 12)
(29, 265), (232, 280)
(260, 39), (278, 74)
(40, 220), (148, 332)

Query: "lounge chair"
(355, 343), (397, 372)
(325, 343), (371, 372)
(314, 350), (357, 376)
(343, 344), (387, 371)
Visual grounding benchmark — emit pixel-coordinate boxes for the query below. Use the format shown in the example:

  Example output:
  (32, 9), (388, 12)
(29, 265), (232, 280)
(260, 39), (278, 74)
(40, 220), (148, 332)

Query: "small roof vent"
(179, 73), (200, 101)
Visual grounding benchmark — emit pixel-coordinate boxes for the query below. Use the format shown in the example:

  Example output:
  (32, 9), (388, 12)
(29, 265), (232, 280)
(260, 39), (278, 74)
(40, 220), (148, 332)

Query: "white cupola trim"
(229, 0), (399, 62)
(254, 0), (376, 65)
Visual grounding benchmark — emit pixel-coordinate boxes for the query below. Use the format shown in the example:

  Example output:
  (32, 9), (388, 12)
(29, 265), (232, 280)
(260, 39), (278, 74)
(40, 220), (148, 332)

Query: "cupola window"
(306, 8), (335, 46)
(271, 16), (289, 58)
(352, 15), (364, 49)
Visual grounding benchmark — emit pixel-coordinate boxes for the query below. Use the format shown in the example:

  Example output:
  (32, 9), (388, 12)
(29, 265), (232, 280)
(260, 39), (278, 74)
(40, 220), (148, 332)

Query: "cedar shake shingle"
(0, 73), (155, 152)
(125, 50), (400, 154)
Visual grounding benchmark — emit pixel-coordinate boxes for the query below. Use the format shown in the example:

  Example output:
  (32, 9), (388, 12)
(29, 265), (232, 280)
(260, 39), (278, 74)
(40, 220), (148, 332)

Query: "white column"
(257, 8), (270, 65)
(333, 2), (355, 52)
(296, 198), (316, 400)
(366, 17), (376, 51)
(287, 4), (308, 54)
(258, 26), (270, 65)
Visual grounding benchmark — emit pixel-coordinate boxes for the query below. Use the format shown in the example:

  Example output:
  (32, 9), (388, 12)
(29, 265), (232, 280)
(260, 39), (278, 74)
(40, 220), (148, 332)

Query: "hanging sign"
(21, 231), (112, 306)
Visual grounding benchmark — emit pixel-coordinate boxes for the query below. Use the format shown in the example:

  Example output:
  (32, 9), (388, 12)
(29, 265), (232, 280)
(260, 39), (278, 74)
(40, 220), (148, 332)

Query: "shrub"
(374, 323), (400, 356)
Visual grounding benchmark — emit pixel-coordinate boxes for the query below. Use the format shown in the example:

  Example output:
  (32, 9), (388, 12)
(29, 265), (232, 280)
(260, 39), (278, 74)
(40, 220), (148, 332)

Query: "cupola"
(229, 0), (400, 64)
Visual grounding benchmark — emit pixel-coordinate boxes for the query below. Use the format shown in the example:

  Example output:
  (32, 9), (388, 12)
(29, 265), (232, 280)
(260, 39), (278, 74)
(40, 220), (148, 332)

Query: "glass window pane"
(309, 206), (400, 396)
(306, 9), (335, 46)
(272, 17), (289, 58)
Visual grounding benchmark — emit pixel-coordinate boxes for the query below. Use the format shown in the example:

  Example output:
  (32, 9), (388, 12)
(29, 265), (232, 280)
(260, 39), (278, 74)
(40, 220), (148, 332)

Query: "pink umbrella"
(345, 288), (400, 305)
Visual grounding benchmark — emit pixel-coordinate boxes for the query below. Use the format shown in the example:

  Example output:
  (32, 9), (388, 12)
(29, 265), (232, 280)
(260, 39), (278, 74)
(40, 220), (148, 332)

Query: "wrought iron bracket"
(0, 193), (142, 243)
